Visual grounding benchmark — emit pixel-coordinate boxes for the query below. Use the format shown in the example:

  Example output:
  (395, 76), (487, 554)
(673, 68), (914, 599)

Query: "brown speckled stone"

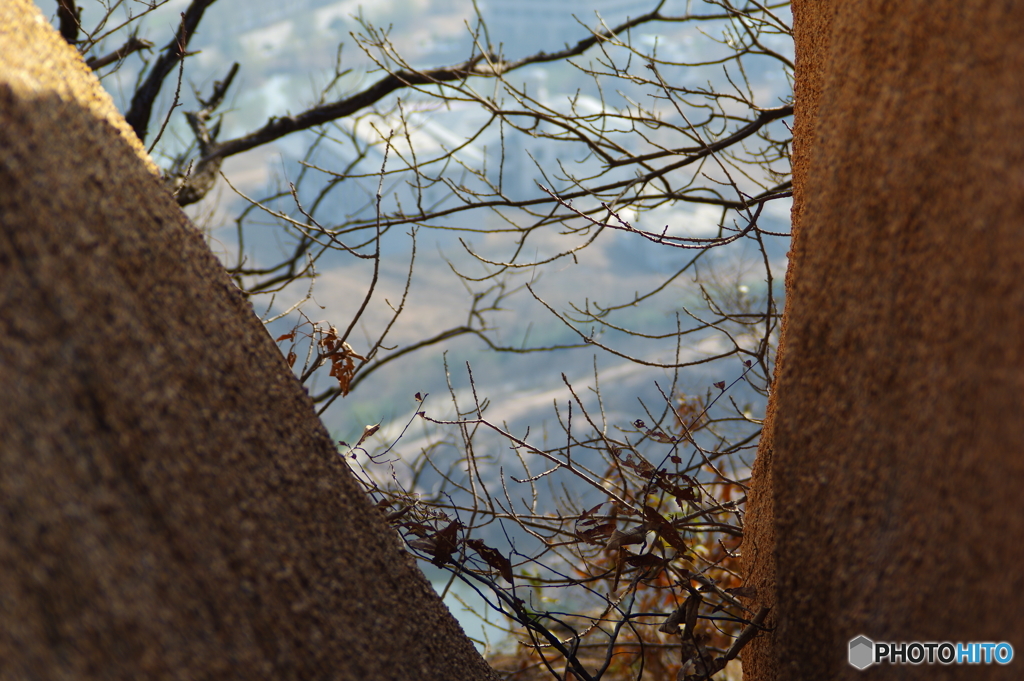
(744, 1), (1024, 679)
(0, 2), (497, 679)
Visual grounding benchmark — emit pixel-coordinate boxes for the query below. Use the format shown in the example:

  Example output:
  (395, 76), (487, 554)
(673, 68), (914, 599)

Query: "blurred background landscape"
(62, 0), (793, 654)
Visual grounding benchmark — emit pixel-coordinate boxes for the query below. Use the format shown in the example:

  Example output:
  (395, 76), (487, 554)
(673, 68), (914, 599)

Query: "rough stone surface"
(0, 2), (498, 679)
(744, 1), (1024, 679)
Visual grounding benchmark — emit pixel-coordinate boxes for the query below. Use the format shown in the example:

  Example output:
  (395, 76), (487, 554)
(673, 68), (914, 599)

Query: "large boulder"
(744, 1), (1024, 679)
(0, 2), (497, 679)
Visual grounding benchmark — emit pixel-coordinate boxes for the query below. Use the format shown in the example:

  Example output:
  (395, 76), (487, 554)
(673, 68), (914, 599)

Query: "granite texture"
(0, 2), (497, 679)
(744, 1), (1024, 679)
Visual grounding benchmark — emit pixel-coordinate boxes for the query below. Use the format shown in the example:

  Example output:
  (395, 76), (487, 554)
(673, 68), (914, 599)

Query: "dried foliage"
(350, 361), (767, 681)
(62, 0), (792, 678)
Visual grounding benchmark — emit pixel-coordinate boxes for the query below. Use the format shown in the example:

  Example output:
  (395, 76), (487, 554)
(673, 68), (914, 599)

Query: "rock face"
(744, 1), (1024, 679)
(0, 2), (497, 679)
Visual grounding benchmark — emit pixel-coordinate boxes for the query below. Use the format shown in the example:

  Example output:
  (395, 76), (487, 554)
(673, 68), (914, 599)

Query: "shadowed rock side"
(744, 1), (1024, 679)
(739, 0), (837, 678)
(0, 2), (497, 679)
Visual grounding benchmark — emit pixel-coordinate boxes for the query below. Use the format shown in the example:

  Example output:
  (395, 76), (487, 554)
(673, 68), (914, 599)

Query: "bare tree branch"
(56, 0), (80, 45)
(85, 35), (154, 70)
(124, 0), (219, 141)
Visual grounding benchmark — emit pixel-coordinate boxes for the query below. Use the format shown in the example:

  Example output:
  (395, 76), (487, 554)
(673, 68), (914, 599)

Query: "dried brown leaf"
(576, 522), (616, 545)
(606, 525), (648, 550)
(658, 605), (686, 634)
(643, 505), (689, 553)
(430, 521), (461, 567)
(577, 502), (605, 525)
(466, 539), (514, 584)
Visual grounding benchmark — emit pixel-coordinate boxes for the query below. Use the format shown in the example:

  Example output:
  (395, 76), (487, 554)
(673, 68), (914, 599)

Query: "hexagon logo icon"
(849, 635), (874, 670)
